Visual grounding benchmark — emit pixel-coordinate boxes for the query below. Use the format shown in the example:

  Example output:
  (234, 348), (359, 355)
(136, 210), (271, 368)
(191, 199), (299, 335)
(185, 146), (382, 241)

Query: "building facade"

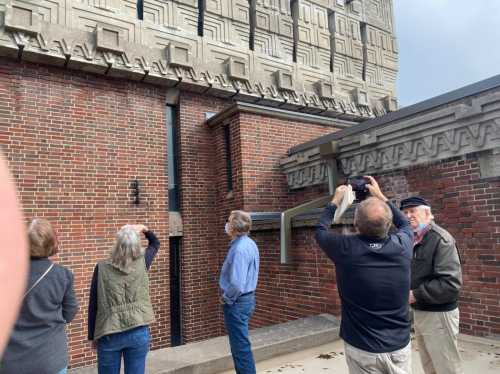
(1, 0), (499, 370)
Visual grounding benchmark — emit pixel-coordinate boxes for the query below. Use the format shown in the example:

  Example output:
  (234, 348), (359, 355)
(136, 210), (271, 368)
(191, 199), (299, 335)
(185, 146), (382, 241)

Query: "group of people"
(315, 176), (463, 374)
(199, 176), (464, 374)
(0, 210), (256, 374)
(0, 220), (161, 374)
(0, 175), (462, 374)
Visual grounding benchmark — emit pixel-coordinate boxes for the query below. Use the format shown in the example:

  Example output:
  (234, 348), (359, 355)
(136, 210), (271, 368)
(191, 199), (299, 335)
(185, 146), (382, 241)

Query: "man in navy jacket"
(315, 176), (414, 373)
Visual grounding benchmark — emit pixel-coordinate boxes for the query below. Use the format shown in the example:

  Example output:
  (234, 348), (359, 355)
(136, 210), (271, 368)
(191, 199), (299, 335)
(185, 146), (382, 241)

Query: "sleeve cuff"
(327, 203), (337, 213)
(413, 288), (424, 302)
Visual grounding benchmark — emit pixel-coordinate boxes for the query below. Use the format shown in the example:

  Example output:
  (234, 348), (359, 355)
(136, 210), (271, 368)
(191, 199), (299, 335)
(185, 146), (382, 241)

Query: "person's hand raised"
(331, 185), (349, 207)
(364, 176), (387, 202)
(131, 224), (148, 234)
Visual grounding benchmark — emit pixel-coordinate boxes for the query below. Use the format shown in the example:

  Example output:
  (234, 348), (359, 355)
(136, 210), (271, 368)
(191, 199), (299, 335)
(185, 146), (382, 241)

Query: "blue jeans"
(97, 326), (150, 374)
(57, 368), (67, 374)
(223, 293), (256, 374)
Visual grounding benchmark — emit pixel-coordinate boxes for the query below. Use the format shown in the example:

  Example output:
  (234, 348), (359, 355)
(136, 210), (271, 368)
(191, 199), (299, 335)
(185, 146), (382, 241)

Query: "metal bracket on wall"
(280, 195), (332, 264)
(280, 144), (339, 264)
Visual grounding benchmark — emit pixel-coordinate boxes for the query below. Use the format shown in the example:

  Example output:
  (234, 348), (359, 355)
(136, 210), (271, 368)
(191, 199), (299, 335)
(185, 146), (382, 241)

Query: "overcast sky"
(394, 0), (500, 107)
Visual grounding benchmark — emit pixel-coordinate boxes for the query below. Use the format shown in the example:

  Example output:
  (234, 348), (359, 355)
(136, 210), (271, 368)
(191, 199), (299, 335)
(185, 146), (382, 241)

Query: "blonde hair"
(28, 218), (58, 257)
(110, 225), (144, 273)
(229, 210), (252, 235)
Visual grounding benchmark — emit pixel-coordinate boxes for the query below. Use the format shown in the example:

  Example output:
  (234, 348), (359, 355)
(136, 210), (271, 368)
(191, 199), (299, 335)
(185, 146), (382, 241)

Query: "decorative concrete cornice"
(0, 0), (398, 120)
(205, 101), (356, 128)
(281, 80), (500, 189)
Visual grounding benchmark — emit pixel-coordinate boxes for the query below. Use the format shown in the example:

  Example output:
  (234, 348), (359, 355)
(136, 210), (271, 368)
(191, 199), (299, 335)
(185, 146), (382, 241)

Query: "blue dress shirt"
(219, 234), (260, 305)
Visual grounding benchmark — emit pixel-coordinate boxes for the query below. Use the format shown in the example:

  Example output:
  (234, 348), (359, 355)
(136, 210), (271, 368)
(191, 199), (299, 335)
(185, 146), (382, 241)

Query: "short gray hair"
(354, 197), (393, 239)
(229, 210), (252, 235)
(110, 225), (143, 273)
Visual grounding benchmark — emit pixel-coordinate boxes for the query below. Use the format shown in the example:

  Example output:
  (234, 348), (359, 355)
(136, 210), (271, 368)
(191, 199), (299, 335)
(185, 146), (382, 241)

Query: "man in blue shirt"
(219, 210), (260, 374)
(315, 176), (414, 373)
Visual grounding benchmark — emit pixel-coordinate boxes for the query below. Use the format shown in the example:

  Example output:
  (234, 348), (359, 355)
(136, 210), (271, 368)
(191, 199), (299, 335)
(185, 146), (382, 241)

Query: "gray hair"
(229, 210), (252, 235)
(354, 197), (393, 239)
(110, 225), (143, 273)
(417, 205), (434, 220)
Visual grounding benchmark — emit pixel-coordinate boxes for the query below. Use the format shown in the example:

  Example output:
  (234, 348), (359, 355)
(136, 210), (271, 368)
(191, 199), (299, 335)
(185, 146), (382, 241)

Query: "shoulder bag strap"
(23, 263), (55, 299)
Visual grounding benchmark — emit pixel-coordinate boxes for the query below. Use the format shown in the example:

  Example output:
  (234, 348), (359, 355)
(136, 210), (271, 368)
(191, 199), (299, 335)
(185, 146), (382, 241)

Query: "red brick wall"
(176, 92), (231, 342)
(210, 112), (342, 329)
(250, 229), (342, 327)
(375, 155), (500, 337)
(0, 58), (170, 368)
(238, 112), (332, 211)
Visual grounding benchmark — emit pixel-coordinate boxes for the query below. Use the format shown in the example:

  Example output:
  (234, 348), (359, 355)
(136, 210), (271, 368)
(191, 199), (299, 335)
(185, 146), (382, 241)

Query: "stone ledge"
(69, 314), (340, 374)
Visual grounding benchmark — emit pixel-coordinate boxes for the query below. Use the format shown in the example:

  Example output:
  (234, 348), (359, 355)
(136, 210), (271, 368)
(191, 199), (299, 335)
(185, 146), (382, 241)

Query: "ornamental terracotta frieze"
(281, 89), (500, 188)
(0, 0), (399, 119)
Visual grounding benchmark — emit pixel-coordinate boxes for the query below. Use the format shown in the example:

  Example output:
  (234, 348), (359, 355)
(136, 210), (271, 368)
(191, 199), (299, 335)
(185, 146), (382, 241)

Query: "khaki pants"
(344, 341), (412, 374)
(414, 308), (464, 374)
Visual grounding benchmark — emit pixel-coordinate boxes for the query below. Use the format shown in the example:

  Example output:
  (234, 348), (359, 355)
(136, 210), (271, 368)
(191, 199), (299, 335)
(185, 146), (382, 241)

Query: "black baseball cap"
(400, 196), (430, 210)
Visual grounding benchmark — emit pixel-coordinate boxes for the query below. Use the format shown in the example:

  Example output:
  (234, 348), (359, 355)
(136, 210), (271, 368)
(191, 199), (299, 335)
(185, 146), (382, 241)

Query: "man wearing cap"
(400, 197), (463, 374)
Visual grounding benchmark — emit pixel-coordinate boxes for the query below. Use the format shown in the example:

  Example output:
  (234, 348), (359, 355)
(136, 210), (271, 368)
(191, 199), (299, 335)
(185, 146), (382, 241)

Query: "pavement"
(70, 314), (340, 374)
(70, 313), (500, 374)
(216, 334), (500, 374)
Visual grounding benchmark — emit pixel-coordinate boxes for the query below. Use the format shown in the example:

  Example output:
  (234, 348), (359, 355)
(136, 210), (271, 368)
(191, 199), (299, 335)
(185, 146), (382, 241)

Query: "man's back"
(315, 200), (413, 353)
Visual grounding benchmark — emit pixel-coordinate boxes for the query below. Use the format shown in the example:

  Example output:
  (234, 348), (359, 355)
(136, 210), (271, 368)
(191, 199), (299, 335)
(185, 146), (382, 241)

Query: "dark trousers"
(223, 293), (257, 374)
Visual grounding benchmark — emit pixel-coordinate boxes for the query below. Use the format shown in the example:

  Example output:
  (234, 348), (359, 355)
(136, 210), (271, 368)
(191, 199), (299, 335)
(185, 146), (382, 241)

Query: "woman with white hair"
(87, 224), (160, 374)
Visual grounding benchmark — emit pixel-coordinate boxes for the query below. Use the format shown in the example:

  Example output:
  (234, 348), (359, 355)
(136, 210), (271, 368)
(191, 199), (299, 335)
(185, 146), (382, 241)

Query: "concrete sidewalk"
(70, 314), (340, 374)
(216, 334), (500, 374)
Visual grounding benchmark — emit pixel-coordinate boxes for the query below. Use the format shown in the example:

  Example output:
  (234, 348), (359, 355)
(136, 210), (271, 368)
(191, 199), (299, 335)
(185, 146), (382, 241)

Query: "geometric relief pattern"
(328, 0), (397, 101)
(282, 95), (500, 189)
(340, 120), (500, 175)
(295, 0), (331, 70)
(205, 0), (249, 46)
(364, 0), (394, 33)
(254, 0), (294, 61)
(0, 0), (398, 119)
(287, 161), (329, 189)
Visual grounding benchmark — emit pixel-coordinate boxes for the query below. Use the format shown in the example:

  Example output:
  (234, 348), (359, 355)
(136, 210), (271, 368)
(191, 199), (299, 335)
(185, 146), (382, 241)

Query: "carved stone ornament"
(281, 89), (500, 189)
(4, 3), (41, 35)
(167, 42), (192, 69)
(227, 57), (249, 82)
(0, 0), (399, 119)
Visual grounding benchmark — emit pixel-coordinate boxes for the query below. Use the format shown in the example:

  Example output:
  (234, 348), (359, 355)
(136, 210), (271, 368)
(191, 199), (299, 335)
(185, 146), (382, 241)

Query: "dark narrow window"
(360, 22), (368, 81)
(291, 0), (299, 63)
(249, 0), (256, 51)
(198, 0), (205, 36)
(167, 105), (180, 211)
(224, 125), (233, 191)
(328, 11), (336, 73)
(170, 237), (182, 346)
(137, 0), (144, 20)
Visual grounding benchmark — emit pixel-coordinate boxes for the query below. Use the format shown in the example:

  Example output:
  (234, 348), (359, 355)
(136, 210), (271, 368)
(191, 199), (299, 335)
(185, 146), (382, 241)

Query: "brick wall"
(0, 58), (170, 368)
(375, 155), (500, 337)
(176, 92), (230, 342)
(210, 112), (342, 330)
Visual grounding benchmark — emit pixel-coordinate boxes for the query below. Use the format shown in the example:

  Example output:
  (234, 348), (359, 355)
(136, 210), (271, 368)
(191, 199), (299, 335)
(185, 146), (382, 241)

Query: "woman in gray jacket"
(0, 218), (79, 374)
